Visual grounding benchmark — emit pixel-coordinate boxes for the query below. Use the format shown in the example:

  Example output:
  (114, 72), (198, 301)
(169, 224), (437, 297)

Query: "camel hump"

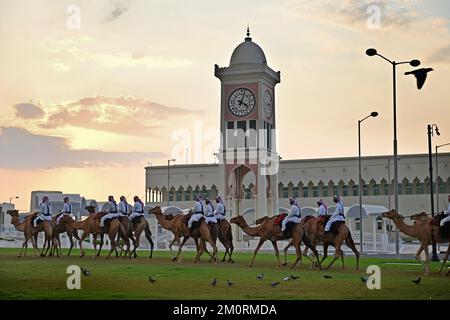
(303, 215), (315, 223)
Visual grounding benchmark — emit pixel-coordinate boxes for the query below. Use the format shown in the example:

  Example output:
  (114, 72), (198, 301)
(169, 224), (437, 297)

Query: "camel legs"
(345, 237), (360, 270)
(320, 243), (329, 264)
(106, 235), (117, 259)
(144, 225), (154, 258)
(282, 240), (293, 266)
(271, 240), (282, 268)
(173, 235), (190, 262)
(439, 243), (449, 273)
(78, 231), (90, 257)
(415, 242), (430, 275)
(168, 235), (179, 252)
(19, 235), (31, 257)
(193, 238), (201, 263)
(423, 245), (431, 275)
(289, 241), (303, 270)
(248, 238), (266, 267)
(325, 241), (344, 270)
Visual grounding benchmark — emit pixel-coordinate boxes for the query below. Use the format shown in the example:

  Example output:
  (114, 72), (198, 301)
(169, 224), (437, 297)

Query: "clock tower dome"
(215, 27), (281, 221)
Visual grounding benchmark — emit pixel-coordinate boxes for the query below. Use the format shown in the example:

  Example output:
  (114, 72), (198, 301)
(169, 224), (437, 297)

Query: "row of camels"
(6, 207), (154, 259)
(6, 207), (448, 274)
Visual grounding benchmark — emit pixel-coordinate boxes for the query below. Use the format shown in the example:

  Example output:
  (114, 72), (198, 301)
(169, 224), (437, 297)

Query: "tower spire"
(245, 24), (251, 41)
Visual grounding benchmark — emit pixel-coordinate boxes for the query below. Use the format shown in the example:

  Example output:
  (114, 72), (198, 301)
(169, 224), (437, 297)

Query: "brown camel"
(382, 209), (449, 274)
(71, 206), (131, 259)
(149, 206), (218, 263)
(128, 216), (154, 258)
(279, 215), (360, 270)
(51, 214), (80, 256)
(199, 219), (234, 263)
(230, 215), (321, 269)
(7, 210), (40, 257)
(27, 213), (59, 257)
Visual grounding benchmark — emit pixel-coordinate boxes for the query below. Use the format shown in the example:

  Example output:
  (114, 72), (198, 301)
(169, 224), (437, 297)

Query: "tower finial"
(245, 24), (251, 41)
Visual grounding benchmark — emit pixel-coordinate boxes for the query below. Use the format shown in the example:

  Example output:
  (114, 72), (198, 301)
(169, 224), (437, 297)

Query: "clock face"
(263, 90), (273, 119)
(228, 88), (256, 117)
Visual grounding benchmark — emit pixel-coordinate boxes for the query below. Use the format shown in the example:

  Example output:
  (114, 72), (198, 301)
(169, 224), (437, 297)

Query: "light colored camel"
(128, 216), (154, 258)
(51, 214), (80, 256)
(149, 206), (218, 263)
(7, 210), (40, 257)
(382, 209), (449, 274)
(71, 206), (131, 259)
(230, 215), (321, 269)
(149, 207), (188, 259)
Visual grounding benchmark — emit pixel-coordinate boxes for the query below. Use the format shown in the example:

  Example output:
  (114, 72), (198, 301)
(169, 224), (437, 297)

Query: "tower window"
(237, 121), (247, 148)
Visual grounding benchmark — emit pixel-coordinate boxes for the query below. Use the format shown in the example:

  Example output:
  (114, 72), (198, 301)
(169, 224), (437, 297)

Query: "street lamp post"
(366, 48), (421, 258)
(167, 159), (176, 206)
(9, 196), (19, 204)
(427, 124), (440, 262)
(436, 143), (450, 212)
(358, 111), (379, 254)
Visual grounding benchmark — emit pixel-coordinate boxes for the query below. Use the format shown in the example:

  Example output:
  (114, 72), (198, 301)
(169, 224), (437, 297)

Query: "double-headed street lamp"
(436, 142), (450, 212)
(366, 48), (421, 257)
(427, 124), (440, 262)
(358, 111), (379, 254)
(167, 158), (176, 206)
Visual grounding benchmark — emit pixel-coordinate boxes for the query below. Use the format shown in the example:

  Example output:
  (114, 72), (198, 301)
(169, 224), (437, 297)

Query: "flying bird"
(227, 280), (234, 287)
(81, 268), (90, 276)
(148, 276), (157, 283)
(360, 276), (368, 283)
(323, 275), (332, 279)
(211, 278), (217, 287)
(256, 273), (264, 280)
(404, 68), (433, 90)
(290, 275), (299, 280)
(412, 277), (422, 285)
(271, 281), (280, 287)
(283, 275), (292, 281)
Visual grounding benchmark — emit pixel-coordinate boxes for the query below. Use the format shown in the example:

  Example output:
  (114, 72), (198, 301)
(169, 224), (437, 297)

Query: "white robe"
(118, 201), (129, 217)
(318, 205), (327, 216)
(188, 201), (204, 228)
(57, 203), (74, 224)
(440, 203), (450, 226)
(325, 202), (345, 232)
(214, 202), (226, 221)
(100, 201), (119, 227)
(282, 205), (301, 231)
(205, 203), (217, 224)
(35, 203), (52, 226)
(129, 202), (144, 220)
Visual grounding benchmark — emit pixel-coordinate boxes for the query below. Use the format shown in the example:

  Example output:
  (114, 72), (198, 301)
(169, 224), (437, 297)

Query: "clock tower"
(215, 28), (281, 222)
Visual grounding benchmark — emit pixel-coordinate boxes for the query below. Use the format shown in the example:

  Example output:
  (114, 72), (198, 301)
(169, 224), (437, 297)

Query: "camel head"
(381, 209), (402, 220)
(6, 209), (19, 217)
(85, 205), (96, 214)
(230, 215), (245, 226)
(148, 206), (162, 215)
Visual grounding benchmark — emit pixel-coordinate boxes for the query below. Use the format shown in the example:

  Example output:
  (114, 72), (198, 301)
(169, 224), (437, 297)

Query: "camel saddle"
(274, 213), (287, 226)
(433, 213), (450, 238)
(131, 216), (142, 226)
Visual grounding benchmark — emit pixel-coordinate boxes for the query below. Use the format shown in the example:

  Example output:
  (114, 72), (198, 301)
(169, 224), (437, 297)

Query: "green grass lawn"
(0, 247), (448, 300)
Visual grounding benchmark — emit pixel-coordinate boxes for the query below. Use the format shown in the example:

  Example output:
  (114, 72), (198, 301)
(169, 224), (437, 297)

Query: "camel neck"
(153, 212), (173, 229)
(10, 217), (25, 232)
(237, 220), (261, 237)
(391, 217), (416, 237)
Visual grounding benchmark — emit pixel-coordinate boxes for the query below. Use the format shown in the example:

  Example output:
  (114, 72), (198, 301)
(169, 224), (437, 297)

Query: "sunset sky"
(1, 0), (449, 211)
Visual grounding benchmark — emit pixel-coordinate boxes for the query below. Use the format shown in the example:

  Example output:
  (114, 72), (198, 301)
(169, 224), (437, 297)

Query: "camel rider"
(129, 196), (145, 221)
(57, 197), (74, 224)
(439, 194), (450, 227)
(34, 196), (52, 227)
(118, 196), (129, 217)
(100, 196), (119, 227)
(188, 195), (204, 229)
(214, 196), (226, 221)
(281, 198), (302, 233)
(205, 198), (217, 224)
(324, 195), (345, 233)
(317, 199), (327, 216)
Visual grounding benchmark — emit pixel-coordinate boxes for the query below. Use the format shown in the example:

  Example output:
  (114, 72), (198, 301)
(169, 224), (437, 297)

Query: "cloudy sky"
(0, 0), (449, 210)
